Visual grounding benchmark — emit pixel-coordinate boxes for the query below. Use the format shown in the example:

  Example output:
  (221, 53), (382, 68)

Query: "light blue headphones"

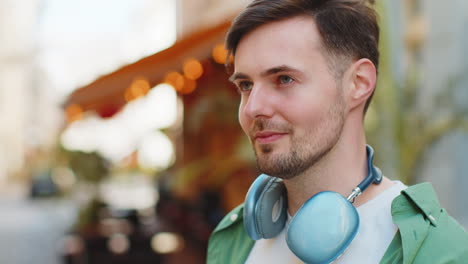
(243, 145), (383, 264)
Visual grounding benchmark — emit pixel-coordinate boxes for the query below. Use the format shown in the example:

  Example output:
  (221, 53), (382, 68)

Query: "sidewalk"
(0, 183), (78, 264)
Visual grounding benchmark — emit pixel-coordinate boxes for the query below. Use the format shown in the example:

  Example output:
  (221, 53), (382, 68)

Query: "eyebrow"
(229, 65), (301, 83)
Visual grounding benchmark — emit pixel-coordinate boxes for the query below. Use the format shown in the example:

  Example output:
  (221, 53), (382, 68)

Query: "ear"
(347, 58), (377, 111)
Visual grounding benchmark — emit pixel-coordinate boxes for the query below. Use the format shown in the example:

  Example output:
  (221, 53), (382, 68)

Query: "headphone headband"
(358, 145), (383, 190)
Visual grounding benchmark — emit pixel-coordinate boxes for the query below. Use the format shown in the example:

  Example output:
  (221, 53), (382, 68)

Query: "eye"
(278, 75), (294, 85)
(237, 81), (253, 92)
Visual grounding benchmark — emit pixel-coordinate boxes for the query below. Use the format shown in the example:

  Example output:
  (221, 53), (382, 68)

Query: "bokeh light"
(61, 83), (178, 164)
(212, 43), (229, 64)
(164, 71), (185, 92)
(151, 232), (183, 254)
(99, 173), (159, 210)
(179, 77), (197, 94)
(125, 77), (151, 102)
(137, 131), (175, 170)
(107, 233), (130, 254)
(183, 59), (203, 80)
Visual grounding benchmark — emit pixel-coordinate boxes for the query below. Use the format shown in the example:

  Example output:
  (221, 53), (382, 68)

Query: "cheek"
(238, 103), (250, 133)
(282, 98), (327, 128)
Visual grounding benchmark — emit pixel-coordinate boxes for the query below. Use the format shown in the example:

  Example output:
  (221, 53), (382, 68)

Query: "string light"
(164, 71), (185, 92)
(212, 43), (231, 64)
(179, 77), (197, 94)
(125, 77), (151, 102)
(68, 42), (228, 121)
(183, 59), (204, 80)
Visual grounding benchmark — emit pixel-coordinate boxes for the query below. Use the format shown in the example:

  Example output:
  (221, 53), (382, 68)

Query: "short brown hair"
(226, 0), (379, 113)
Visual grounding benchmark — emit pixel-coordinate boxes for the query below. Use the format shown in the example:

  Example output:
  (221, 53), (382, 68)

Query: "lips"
(254, 131), (287, 144)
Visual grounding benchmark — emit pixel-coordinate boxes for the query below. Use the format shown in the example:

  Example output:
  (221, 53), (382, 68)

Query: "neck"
(283, 114), (393, 215)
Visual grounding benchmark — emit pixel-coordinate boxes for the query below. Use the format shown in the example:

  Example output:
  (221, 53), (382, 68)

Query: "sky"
(37, 0), (177, 100)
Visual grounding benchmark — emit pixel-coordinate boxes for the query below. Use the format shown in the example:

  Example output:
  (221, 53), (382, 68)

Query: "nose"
(241, 84), (274, 119)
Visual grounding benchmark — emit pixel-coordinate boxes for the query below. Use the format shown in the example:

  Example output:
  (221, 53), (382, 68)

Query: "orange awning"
(63, 20), (232, 116)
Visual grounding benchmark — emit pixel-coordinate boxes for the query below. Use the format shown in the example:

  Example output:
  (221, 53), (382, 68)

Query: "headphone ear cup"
(255, 177), (288, 238)
(244, 174), (288, 240)
(286, 191), (359, 263)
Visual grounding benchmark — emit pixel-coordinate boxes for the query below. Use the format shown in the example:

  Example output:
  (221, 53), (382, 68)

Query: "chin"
(255, 152), (293, 179)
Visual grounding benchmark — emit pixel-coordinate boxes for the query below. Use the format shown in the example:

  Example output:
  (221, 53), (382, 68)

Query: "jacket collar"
(213, 204), (245, 233)
(391, 182), (441, 264)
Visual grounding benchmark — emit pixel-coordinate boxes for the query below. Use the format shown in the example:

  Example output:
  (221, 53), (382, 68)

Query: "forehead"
(234, 16), (326, 74)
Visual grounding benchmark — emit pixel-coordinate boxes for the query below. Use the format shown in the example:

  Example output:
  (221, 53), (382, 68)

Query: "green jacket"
(207, 183), (468, 263)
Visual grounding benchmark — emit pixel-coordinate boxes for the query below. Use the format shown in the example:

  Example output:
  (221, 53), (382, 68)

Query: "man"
(207, 0), (468, 263)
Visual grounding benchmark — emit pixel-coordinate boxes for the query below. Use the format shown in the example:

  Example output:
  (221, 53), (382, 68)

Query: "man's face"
(231, 16), (348, 179)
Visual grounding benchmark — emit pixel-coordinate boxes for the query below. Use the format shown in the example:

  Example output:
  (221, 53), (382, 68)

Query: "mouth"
(254, 131), (288, 144)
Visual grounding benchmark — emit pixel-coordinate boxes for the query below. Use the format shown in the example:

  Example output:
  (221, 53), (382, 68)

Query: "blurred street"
(0, 185), (77, 264)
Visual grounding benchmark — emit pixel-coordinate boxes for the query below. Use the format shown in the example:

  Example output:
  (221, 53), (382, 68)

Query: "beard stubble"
(252, 98), (345, 179)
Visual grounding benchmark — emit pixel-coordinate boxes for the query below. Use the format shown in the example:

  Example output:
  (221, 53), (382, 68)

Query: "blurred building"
(177, 0), (250, 36)
(0, 0), (49, 189)
(382, 0), (468, 228)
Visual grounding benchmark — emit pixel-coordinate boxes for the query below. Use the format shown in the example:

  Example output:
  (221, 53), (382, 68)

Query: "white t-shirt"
(245, 181), (407, 264)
